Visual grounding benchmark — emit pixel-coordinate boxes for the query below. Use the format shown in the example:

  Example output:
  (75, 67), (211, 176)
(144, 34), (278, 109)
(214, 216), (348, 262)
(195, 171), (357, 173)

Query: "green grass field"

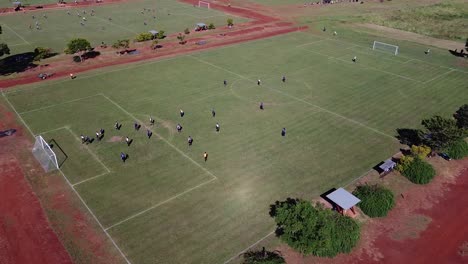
(0, 0), (245, 55)
(4, 26), (467, 263)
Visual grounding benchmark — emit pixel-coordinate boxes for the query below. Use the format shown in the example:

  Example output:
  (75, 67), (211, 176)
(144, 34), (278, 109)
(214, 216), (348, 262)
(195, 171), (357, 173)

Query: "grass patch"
(363, 2), (468, 41)
(401, 157), (436, 185)
(445, 139), (468, 159)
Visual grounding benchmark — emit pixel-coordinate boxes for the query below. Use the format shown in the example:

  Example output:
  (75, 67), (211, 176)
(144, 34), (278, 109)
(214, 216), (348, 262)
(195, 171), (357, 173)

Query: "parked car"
(439, 153), (451, 161)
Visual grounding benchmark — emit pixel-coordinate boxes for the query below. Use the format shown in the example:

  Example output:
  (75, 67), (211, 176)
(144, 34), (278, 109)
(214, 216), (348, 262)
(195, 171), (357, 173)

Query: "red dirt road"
(0, 157), (72, 264)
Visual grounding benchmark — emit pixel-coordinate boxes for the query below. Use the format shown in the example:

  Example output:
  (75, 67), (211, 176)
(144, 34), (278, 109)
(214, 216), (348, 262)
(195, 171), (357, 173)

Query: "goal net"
(198, 1), (210, 8)
(372, 41), (399, 55)
(32, 135), (59, 172)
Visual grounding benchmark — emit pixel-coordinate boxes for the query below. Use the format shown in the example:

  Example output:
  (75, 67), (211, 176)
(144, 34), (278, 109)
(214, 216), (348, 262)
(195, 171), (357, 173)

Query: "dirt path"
(279, 157), (468, 264)
(354, 23), (464, 50)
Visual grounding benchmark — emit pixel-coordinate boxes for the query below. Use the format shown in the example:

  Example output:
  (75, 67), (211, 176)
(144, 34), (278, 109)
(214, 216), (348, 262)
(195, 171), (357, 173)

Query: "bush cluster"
(353, 185), (395, 217)
(271, 199), (360, 257)
(445, 140), (468, 159)
(400, 157), (435, 184)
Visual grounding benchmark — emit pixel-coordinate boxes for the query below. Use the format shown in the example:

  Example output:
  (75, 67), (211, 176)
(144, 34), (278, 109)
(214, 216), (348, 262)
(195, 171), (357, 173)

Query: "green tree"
(421, 115), (464, 150)
(33, 47), (53, 61)
(65, 38), (91, 54)
(0, 43), (10, 57)
(156, 30), (165, 39)
(112, 39), (130, 49)
(177, 33), (186, 44)
(353, 185), (395, 217)
(184, 28), (190, 34)
(208, 23), (216, 29)
(411, 145), (431, 159)
(270, 198), (360, 257)
(135, 32), (153, 42)
(454, 104), (468, 129)
(227, 18), (234, 26)
(243, 248), (285, 264)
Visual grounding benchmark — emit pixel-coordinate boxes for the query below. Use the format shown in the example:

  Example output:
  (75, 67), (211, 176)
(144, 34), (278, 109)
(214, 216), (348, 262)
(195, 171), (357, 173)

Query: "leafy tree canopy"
(270, 198), (360, 257)
(65, 38), (92, 54)
(421, 115), (464, 150)
(454, 104), (468, 129)
(353, 185), (395, 217)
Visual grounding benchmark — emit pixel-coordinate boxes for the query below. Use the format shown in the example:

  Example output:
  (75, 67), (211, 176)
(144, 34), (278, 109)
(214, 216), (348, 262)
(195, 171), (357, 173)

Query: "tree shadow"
(0, 52), (37, 76)
(396, 128), (423, 146)
(448, 49), (468, 58)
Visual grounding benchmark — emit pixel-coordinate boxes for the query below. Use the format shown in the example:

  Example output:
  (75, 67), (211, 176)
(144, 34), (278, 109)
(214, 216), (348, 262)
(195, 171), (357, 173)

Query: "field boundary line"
(19, 94), (102, 114)
(423, 69), (455, 84)
(295, 38), (329, 47)
(36, 125), (69, 135)
(189, 55), (396, 141)
(2, 23), (32, 46)
(402, 58), (414, 64)
(72, 171), (110, 186)
(2, 91), (131, 264)
(223, 230), (276, 264)
(64, 126), (112, 174)
(105, 177), (216, 230)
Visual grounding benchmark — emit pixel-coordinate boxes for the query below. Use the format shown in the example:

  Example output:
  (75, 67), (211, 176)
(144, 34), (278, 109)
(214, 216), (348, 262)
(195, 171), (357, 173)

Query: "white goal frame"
(32, 135), (59, 172)
(372, 41), (399, 55)
(198, 1), (210, 8)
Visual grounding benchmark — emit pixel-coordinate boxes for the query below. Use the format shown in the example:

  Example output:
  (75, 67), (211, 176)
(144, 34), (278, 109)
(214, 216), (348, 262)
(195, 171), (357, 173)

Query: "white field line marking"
(9, 42), (31, 47)
(223, 230), (276, 264)
(402, 58), (414, 64)
(423, 69), (455, 84)
(295, 38), (329, 47)
(36, 125), (69, 135)
(72, 171), (110, 186)
(2, 92), (34, 136)
(2, 23), (32, 46)
(2, 92), (131, 264)
(19, 94), (102, 115)
(189, 55), (396, 140)
(64, 126), (111, 174)
(93, 15), (138, 34)
(105, 177), (216, 230)
(4, 56), (182, 94)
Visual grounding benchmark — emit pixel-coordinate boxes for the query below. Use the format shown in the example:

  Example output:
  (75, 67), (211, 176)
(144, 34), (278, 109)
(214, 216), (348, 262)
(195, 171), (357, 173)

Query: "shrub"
(401, 157), (435, 184)
(411, 145), (431, 159)
(0, 43), (11, 57)
(135, 32), (153, 42)
(112, 39), (130, 49)
(243, 249), (285, 264)
(184, 28), (190, 34)
(227, 18), (234, 26)
(270, 198), (360, 257)
(156, 30), (165, 39)
(65, 38), (91, 54)
(33, 47), (52, 61)
(353, 185), (395, 217)
(445, 140), (468, 159)
(177, 33), (186, 44)
(208, 23), (215, 29)
(395, 155), (414, 172)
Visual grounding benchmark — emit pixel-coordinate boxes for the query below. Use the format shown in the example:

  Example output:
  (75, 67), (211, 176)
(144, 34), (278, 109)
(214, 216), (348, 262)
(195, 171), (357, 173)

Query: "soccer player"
(80, 134), (85, 144)
(352, 56), (357, 63)
(180, 109), (185, 117)
(333, 31), (337, 36)
(282, 76), (286, 82)
(120, 152), (127, 163)
(115, 121), (120, 130)
(281, 128), (286, 136)
(150, 117), (155, 126)
(96, 131), (101, 140)
(223, 79), (227, 86)
(84, 136), (90, 144)
(134, 122), (140, 131)
(147, 129), (152, 139)
(212, 108), (216, 117)
(257, 79), (261, 85)
(215, 123), (220, 132)
(176, 123), (182, 132)
(125, 136), (130, 146)
(260, 102), (264, 110)
(70, 73), (75, 79)
(100, 128), (105, 135)
(203, 152), (208, 162)
(322, 26), (326, 32)
(188, 136), (193, 146)
(82, 17), (87, 21)
(425, 49), (430, 55)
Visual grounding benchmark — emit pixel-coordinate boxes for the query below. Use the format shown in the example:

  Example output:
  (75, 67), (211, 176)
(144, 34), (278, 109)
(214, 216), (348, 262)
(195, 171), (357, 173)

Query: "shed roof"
(148, 30), (158, 35)
(196, 23), (206, 27)
(379, 159), (396, 171)
(326, 188), (360, 210)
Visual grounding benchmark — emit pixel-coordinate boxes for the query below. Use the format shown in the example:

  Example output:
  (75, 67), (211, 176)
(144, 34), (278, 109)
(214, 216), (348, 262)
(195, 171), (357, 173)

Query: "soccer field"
(3, 30), (468, 263)
(0, 0), (245, 55)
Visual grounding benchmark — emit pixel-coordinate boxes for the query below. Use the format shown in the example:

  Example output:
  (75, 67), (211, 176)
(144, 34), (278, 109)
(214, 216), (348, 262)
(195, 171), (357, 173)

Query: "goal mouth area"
(372, 41), (399, 56)
(32, 135), (59, 172)
(198, 1), (210, 8)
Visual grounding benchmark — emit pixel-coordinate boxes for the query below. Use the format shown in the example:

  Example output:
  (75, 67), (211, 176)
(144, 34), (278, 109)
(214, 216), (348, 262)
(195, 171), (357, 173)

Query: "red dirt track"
(0, 0), (306, 89)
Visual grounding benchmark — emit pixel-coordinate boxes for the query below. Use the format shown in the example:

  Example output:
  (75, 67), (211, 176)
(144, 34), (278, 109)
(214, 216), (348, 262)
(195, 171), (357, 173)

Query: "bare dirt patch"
(354, 23), (463, 50)
(108, 136), (123, 142)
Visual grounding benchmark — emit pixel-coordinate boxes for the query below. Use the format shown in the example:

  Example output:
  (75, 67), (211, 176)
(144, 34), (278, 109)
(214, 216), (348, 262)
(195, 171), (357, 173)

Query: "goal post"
(32, 135), (59, 172)
(198, 1), (210, 9)
(372, 41), (399, 55)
